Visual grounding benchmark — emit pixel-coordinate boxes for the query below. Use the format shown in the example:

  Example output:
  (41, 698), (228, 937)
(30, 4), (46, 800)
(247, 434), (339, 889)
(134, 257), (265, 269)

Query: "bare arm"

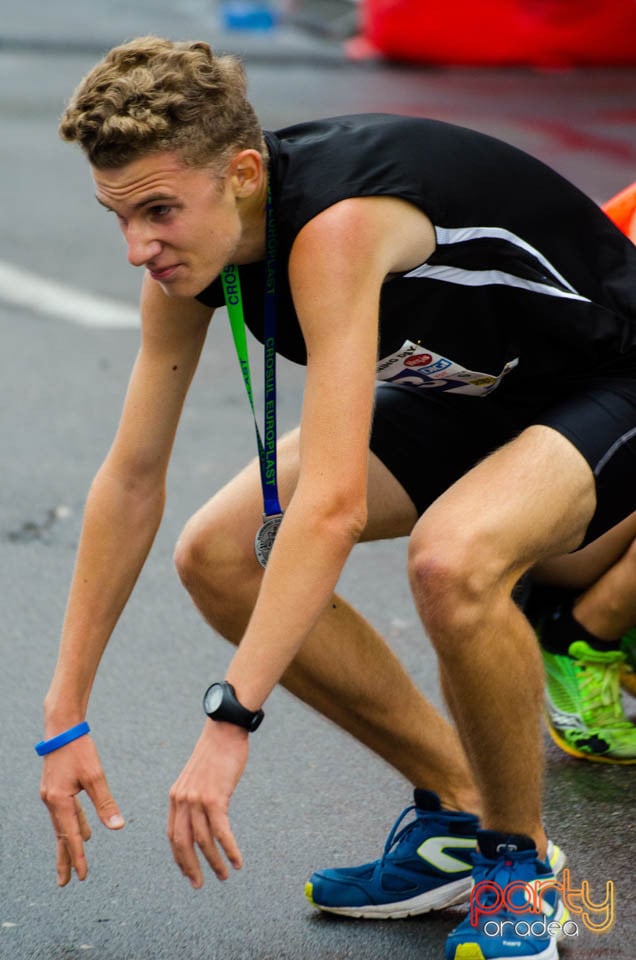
(45, 279), (212, 728)
(227, 196), (436, 706)
(41, 275), (212, 883)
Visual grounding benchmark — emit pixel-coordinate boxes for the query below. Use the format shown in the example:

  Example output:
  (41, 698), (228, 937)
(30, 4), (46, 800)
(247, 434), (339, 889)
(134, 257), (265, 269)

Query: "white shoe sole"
(307, 874), (473, 919)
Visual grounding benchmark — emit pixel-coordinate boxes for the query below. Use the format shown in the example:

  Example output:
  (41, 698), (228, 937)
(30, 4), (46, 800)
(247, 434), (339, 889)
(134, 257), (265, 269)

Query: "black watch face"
(204, 684), (225, 714)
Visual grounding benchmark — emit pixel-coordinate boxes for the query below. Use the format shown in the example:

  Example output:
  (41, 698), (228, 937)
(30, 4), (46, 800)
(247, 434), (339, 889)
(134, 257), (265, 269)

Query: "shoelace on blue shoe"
(472, 852), (518, 894)
(471, 849), (551, 918)
(379, 803), (423, 869)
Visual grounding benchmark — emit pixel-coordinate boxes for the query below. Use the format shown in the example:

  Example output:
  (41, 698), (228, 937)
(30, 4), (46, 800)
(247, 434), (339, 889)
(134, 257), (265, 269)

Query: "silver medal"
(254, 513), (283, 567)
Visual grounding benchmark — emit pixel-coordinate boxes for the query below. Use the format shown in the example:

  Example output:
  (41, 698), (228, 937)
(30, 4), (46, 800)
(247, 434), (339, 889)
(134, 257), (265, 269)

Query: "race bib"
(376, 340), (518, 397)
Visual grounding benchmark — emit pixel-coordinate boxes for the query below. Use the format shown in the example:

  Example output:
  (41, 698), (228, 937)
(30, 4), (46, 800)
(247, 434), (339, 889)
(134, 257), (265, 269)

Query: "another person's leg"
(531, 510), (636, 627)
(569, 525), (636, 637)
(526, 513), (636, 761)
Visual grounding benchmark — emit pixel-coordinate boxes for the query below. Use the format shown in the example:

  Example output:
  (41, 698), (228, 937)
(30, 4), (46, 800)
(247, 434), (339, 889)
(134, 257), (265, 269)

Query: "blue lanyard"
(221, 186), (282, 520)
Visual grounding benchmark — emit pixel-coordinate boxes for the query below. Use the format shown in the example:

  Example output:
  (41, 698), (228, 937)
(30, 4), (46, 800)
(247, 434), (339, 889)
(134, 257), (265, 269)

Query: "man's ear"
(229, 149), (263, 197)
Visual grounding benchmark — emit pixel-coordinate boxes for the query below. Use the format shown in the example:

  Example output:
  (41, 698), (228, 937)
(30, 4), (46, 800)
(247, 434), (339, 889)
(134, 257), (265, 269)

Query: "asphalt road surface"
(1, 3), (634, 959)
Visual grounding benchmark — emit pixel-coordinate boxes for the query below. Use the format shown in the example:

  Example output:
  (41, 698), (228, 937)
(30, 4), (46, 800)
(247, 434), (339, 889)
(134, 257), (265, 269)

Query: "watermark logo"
(471, 868), (615, 936)
(481, 916), (580, 940)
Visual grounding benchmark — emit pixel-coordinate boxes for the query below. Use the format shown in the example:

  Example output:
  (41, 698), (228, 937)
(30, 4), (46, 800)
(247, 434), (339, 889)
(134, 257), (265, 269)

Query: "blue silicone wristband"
(35, 721), (91, 757)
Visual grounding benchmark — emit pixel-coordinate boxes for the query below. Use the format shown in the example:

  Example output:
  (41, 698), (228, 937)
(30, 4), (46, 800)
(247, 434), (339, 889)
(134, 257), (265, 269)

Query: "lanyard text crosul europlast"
(221, 186), (283, 565)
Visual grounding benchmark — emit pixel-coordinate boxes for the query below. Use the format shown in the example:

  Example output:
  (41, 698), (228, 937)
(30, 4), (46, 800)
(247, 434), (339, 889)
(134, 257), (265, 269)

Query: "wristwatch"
(202, 681), (264, 732)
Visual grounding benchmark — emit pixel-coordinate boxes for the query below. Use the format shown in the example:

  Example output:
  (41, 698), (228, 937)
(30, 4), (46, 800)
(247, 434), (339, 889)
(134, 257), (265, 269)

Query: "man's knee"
(174, 515), (210, 594)
(408, 522), (512, 641)
(174, 507), (244, 598)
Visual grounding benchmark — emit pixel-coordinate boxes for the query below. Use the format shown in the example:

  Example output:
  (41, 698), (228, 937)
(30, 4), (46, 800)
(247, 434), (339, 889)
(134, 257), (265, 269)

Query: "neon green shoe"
(542, 639), (636, 764)
(620, 628), (636, 698)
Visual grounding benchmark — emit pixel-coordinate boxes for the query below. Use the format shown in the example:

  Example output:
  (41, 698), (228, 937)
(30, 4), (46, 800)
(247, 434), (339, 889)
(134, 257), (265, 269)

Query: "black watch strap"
(203, 681), (264, 732)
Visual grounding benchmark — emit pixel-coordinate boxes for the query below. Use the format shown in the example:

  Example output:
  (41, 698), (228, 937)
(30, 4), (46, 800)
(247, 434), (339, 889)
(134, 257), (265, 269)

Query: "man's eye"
(150, 205), (172, 219)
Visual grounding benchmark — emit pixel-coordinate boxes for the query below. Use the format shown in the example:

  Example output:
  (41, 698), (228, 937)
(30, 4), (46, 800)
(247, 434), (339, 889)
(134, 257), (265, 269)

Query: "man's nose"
(126, 223), (162, 267)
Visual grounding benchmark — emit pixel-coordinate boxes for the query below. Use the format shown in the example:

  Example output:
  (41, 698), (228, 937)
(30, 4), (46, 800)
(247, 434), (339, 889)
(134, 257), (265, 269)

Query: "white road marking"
(0, 259), (139, 328)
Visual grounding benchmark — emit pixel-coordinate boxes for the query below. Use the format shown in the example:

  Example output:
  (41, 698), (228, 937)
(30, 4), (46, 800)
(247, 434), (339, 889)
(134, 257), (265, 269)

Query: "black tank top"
(196, 114), (636, 399)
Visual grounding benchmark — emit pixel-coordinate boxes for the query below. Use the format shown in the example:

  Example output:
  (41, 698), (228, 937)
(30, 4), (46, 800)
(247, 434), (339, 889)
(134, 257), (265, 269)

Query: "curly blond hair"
(59, 36), (265, 170)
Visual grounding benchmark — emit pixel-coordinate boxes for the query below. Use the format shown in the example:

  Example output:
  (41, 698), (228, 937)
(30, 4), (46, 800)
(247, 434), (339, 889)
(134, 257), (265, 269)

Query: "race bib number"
(376, 340), (518, 396)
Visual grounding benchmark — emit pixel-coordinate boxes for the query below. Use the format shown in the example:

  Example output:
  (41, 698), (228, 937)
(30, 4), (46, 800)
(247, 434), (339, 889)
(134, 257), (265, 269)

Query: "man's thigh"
(413, 424), (597, 579)
(369, 383), (523, 517)
(372, 377), (636, 567)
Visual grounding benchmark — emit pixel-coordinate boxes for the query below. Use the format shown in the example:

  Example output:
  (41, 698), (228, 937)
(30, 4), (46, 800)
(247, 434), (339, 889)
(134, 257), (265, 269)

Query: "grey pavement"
(1, 3), (635, 959)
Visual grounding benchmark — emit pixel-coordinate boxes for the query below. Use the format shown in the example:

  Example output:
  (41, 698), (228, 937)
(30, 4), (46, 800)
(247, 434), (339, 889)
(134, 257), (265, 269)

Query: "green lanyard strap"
(221, 186), (283, 563)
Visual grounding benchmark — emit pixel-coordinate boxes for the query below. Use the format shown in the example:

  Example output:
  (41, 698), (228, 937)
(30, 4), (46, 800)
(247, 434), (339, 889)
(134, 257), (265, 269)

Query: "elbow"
(293, 471), (368, 548)
(317, 491), (368, 548)
(346, 499), (368, 544)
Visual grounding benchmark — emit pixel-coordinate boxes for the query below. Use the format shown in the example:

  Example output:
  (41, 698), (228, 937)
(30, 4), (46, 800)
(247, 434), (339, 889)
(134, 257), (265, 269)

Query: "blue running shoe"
(305, 790), (479, 919)
(445, 830), (568, 960)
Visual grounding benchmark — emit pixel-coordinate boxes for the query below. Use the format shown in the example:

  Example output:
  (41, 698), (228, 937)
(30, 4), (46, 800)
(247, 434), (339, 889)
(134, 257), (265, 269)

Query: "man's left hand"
(168, 720), (248, 887)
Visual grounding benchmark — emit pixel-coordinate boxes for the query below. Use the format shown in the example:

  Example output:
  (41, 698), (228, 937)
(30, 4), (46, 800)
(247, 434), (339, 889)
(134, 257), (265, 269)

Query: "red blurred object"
(360, 0), (636, 66)
(603, 182), (636, 242)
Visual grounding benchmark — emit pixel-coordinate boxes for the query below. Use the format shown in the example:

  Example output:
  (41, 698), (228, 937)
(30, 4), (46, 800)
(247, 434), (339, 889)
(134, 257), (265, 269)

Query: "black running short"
(369, 377), (636, 547)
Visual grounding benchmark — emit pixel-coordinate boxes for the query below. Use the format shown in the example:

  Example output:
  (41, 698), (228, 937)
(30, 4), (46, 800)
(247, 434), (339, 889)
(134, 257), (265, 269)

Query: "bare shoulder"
(291, 196), (436, 278)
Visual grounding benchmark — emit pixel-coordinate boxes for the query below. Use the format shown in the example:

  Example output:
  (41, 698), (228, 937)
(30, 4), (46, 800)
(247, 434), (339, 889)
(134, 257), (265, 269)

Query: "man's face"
(92, 151), (242, 298)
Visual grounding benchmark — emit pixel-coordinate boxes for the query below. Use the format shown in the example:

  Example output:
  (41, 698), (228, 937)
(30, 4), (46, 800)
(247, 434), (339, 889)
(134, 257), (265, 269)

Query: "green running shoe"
(542, 639), (636, 764)
(620, 627), (636, 698)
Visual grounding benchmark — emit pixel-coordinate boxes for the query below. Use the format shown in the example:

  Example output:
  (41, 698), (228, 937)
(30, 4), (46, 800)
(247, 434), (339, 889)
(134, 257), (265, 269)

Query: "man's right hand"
(39, 735), (125, 886)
